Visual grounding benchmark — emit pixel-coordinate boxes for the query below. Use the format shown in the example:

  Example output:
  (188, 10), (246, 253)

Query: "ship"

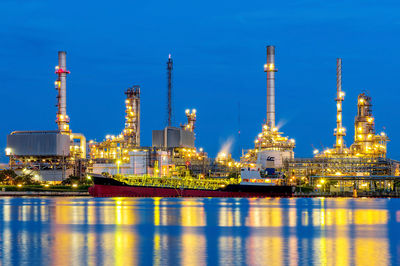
(88, 166), (294, 197)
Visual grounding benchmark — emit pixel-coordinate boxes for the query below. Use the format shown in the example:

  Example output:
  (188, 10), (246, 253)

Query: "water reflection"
(0, 197), (398, 265)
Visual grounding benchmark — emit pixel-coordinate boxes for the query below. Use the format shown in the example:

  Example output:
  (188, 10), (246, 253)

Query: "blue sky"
(1, 0), (400, 161)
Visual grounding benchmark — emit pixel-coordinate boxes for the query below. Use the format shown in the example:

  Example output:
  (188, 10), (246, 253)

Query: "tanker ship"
(88, 167), (294, 197)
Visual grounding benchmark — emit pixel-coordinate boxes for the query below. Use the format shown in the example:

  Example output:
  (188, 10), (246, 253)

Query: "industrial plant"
(6, 52), (86, 181)
(284, 58), (399, 192)
(3, 46), (399, 193)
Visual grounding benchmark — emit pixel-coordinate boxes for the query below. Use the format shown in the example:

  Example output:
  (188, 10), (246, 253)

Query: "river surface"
(0, 197), (399, 265)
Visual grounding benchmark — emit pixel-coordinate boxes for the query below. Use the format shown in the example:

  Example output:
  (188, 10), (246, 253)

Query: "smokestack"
(264, 45), (277, 129)
(58, 52), (67, 117)
(55, 51), (70, 134)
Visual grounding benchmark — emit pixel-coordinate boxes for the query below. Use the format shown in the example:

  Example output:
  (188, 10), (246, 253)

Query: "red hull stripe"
(88, 185), (292, 198)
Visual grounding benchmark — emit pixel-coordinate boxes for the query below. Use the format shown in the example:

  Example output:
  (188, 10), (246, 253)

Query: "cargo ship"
(88, 166), (294, 197)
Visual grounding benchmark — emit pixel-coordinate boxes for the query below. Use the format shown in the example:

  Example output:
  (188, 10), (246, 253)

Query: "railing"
(115, 175), (241, 191)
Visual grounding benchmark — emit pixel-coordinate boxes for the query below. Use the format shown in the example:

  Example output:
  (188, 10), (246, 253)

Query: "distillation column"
(264, 46), (277, 130)
(55, 51), (71, 134)
(124, 86), (141, 148)
(183, 109), (197, 132)
(334, 58), (346, 153)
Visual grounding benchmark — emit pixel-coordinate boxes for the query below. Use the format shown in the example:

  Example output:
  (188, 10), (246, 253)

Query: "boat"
(88, 165), (294, 197)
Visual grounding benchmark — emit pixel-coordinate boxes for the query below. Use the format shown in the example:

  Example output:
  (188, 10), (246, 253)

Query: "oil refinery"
(3, 46), (400, 193)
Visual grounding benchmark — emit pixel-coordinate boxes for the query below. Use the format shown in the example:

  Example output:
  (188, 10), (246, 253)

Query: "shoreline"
(0, 191), (89, 197)
(0, 191), (399, 198)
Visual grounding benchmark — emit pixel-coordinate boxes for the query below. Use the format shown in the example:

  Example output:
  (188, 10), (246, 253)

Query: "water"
(0, 197), (399, 265)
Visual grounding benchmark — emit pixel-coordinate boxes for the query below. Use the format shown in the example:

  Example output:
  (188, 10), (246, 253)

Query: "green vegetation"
(0, 170), (91, 192)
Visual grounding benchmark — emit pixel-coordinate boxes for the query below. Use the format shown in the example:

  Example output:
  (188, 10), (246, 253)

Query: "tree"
(0, 170), (17, 184)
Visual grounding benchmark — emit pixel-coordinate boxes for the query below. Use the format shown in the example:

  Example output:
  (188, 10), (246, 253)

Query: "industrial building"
(89, 55), (211, 178)
(5, 52), (86, 181)
(284, 59), (399, 192)
(240, 46), (295, 170)
(3, 46), (399, 189)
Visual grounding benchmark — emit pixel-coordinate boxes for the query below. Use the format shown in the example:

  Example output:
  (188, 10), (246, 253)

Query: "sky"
(1, 0), (400, 162)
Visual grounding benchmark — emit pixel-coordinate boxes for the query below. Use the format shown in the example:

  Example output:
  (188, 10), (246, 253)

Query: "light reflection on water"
(0, 197), (399, 265)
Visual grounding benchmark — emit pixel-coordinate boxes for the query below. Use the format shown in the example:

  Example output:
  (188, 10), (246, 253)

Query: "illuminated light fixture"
(5, 148), (11, 156)
(72, 184), (78, 188)
(313, 149), (319, 154)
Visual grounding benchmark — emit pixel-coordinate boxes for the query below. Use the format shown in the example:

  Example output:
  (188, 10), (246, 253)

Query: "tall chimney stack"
(264, 45), (277, 129)
(55, 51), (70, 134)
(58, 52), (67, 118)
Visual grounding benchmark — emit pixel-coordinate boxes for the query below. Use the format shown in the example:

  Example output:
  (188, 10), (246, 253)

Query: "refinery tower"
(285, 58), (398, 191)
(241, 46), (295, 169)
(6, 51), (87, 181)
